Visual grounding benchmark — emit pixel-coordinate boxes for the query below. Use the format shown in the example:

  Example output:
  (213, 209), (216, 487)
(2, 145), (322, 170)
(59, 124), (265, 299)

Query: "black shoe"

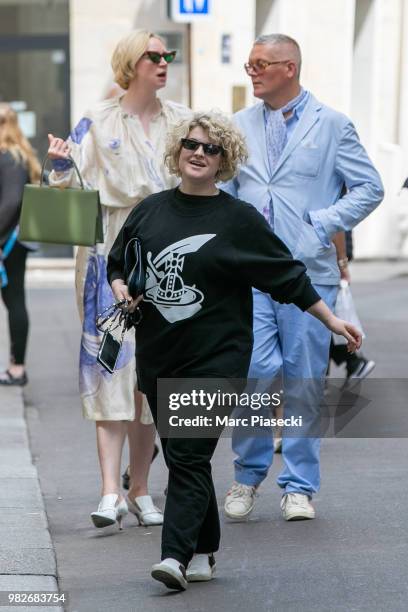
(122, 467), (130, 491)
(122, 443), (159, 490)
(0, 370), (28, 386)
(343, 357), (375, 390)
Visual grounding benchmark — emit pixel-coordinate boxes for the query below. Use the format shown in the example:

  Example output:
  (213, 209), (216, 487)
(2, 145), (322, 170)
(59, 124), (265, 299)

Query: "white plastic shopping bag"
(332, 280), (365, 345)
(397, 186), (408, 256)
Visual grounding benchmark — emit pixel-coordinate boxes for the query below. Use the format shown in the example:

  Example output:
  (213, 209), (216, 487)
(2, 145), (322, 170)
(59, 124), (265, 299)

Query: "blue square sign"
(180, 0), (209, 14)
(169, 0), (212, 22)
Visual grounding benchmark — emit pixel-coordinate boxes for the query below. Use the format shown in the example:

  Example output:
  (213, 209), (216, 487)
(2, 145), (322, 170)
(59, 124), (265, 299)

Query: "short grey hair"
(254, 33), (302, 77)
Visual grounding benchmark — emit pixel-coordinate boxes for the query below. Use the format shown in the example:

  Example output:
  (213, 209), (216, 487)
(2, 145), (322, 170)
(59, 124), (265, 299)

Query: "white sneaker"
(224, 481), (258, 521)
(151, 558), (187, 591)
(280, 493), (315, 521)
(127, 495), (163, 526)
(186, 554), (216, 582)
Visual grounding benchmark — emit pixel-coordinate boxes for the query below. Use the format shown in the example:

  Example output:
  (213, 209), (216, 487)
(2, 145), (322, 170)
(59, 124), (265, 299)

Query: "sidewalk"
(0, 311), (63, 612)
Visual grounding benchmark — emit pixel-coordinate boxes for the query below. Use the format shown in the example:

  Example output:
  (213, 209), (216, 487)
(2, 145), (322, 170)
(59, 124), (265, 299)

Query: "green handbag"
(19, 155), (103, 246)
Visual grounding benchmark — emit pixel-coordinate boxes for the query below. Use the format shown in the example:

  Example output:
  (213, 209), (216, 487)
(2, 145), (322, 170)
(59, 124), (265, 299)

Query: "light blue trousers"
(232, 285), (337, 497)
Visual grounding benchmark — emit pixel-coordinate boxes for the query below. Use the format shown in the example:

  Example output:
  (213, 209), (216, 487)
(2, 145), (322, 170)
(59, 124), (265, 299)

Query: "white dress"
(49, 97), (190, 421)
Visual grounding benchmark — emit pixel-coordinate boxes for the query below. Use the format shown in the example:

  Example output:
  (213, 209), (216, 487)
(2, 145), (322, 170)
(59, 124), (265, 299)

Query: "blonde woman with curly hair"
(0, 103), (40, 386)
(107, 111), (361, 590)
(46, 29), (190, 530)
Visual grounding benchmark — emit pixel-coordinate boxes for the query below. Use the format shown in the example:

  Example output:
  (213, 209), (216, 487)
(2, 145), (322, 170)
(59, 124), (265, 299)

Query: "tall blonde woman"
(0, 104), (41, 386)
(47, 30), (190, 529)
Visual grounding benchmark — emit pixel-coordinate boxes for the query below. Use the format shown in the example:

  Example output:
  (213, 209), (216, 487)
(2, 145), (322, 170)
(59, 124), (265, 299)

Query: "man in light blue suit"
(223, 34), (384, 521)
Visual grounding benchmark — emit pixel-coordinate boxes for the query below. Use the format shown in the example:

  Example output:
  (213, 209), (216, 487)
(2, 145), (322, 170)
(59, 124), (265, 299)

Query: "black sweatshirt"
(0, 151), (29, 246)
(107, 188), (320, 391)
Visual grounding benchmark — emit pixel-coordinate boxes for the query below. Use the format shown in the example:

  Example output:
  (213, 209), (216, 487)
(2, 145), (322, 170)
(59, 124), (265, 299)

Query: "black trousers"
(329, 339), (360, 376)
(1, 241), (29, 365)
(146, 392), (222, 568)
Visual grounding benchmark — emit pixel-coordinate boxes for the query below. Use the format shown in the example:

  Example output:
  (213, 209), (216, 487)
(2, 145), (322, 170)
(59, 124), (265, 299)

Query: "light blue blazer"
(223, 94), (384, 285)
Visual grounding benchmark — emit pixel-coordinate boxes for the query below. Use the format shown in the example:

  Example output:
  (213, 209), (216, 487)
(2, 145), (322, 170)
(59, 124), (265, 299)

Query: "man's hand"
(337, 256), (351, 283)
(332, 233), (351, 282)
(340, 268), (351, 283)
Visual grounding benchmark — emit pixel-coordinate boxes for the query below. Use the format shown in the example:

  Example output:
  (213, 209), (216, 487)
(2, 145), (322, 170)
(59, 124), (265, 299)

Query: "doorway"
(0, 0), (71, 257)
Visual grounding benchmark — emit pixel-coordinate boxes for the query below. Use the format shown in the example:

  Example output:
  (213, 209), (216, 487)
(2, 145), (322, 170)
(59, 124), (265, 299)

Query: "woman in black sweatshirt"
(0, 104), (40, 386)
(107, 111), (361, 591)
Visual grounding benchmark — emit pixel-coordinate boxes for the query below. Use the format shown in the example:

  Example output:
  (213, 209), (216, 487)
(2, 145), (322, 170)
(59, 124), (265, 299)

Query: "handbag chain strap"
(96, 300), (126, 332)
(96, 300), (142, 336)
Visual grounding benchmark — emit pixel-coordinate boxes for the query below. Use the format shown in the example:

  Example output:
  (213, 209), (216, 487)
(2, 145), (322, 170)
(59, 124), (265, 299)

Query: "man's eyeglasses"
(244, 59), (290, 75)
(143, 50), (177, 64)
(181, 138), (223, 156)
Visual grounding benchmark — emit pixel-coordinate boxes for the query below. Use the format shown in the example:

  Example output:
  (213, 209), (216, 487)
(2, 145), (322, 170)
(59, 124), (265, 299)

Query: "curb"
(0, 386), (63, 612)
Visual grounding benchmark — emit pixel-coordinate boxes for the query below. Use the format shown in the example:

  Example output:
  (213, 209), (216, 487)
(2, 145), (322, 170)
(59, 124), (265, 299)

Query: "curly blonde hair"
(111, 29), (164, 90)
(164, 111), (248, 182)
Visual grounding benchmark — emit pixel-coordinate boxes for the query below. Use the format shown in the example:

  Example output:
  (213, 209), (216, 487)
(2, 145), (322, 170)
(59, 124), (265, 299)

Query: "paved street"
(1, 262), (408, 612)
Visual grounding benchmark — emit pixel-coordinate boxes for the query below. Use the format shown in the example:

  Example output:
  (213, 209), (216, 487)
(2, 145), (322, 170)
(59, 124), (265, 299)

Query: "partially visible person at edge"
(221, 33), (384, 524)
(47, 30), (190, 530)
(329, 230), (375, 389)
(107, 111), (362, 591)
(398, 177), (408, 255)
(0, 103), (41, 387)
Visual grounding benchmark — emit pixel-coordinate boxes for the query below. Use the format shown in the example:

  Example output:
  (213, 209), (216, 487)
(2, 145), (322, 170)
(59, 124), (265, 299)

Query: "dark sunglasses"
(181, 138), (223, 156)
(143, 50), (177, 64)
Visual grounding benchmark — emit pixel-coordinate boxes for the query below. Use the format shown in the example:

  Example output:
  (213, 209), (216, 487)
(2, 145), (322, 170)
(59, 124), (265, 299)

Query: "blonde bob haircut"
(165, 111), (248, 182)
(111, 29), (164, 90)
